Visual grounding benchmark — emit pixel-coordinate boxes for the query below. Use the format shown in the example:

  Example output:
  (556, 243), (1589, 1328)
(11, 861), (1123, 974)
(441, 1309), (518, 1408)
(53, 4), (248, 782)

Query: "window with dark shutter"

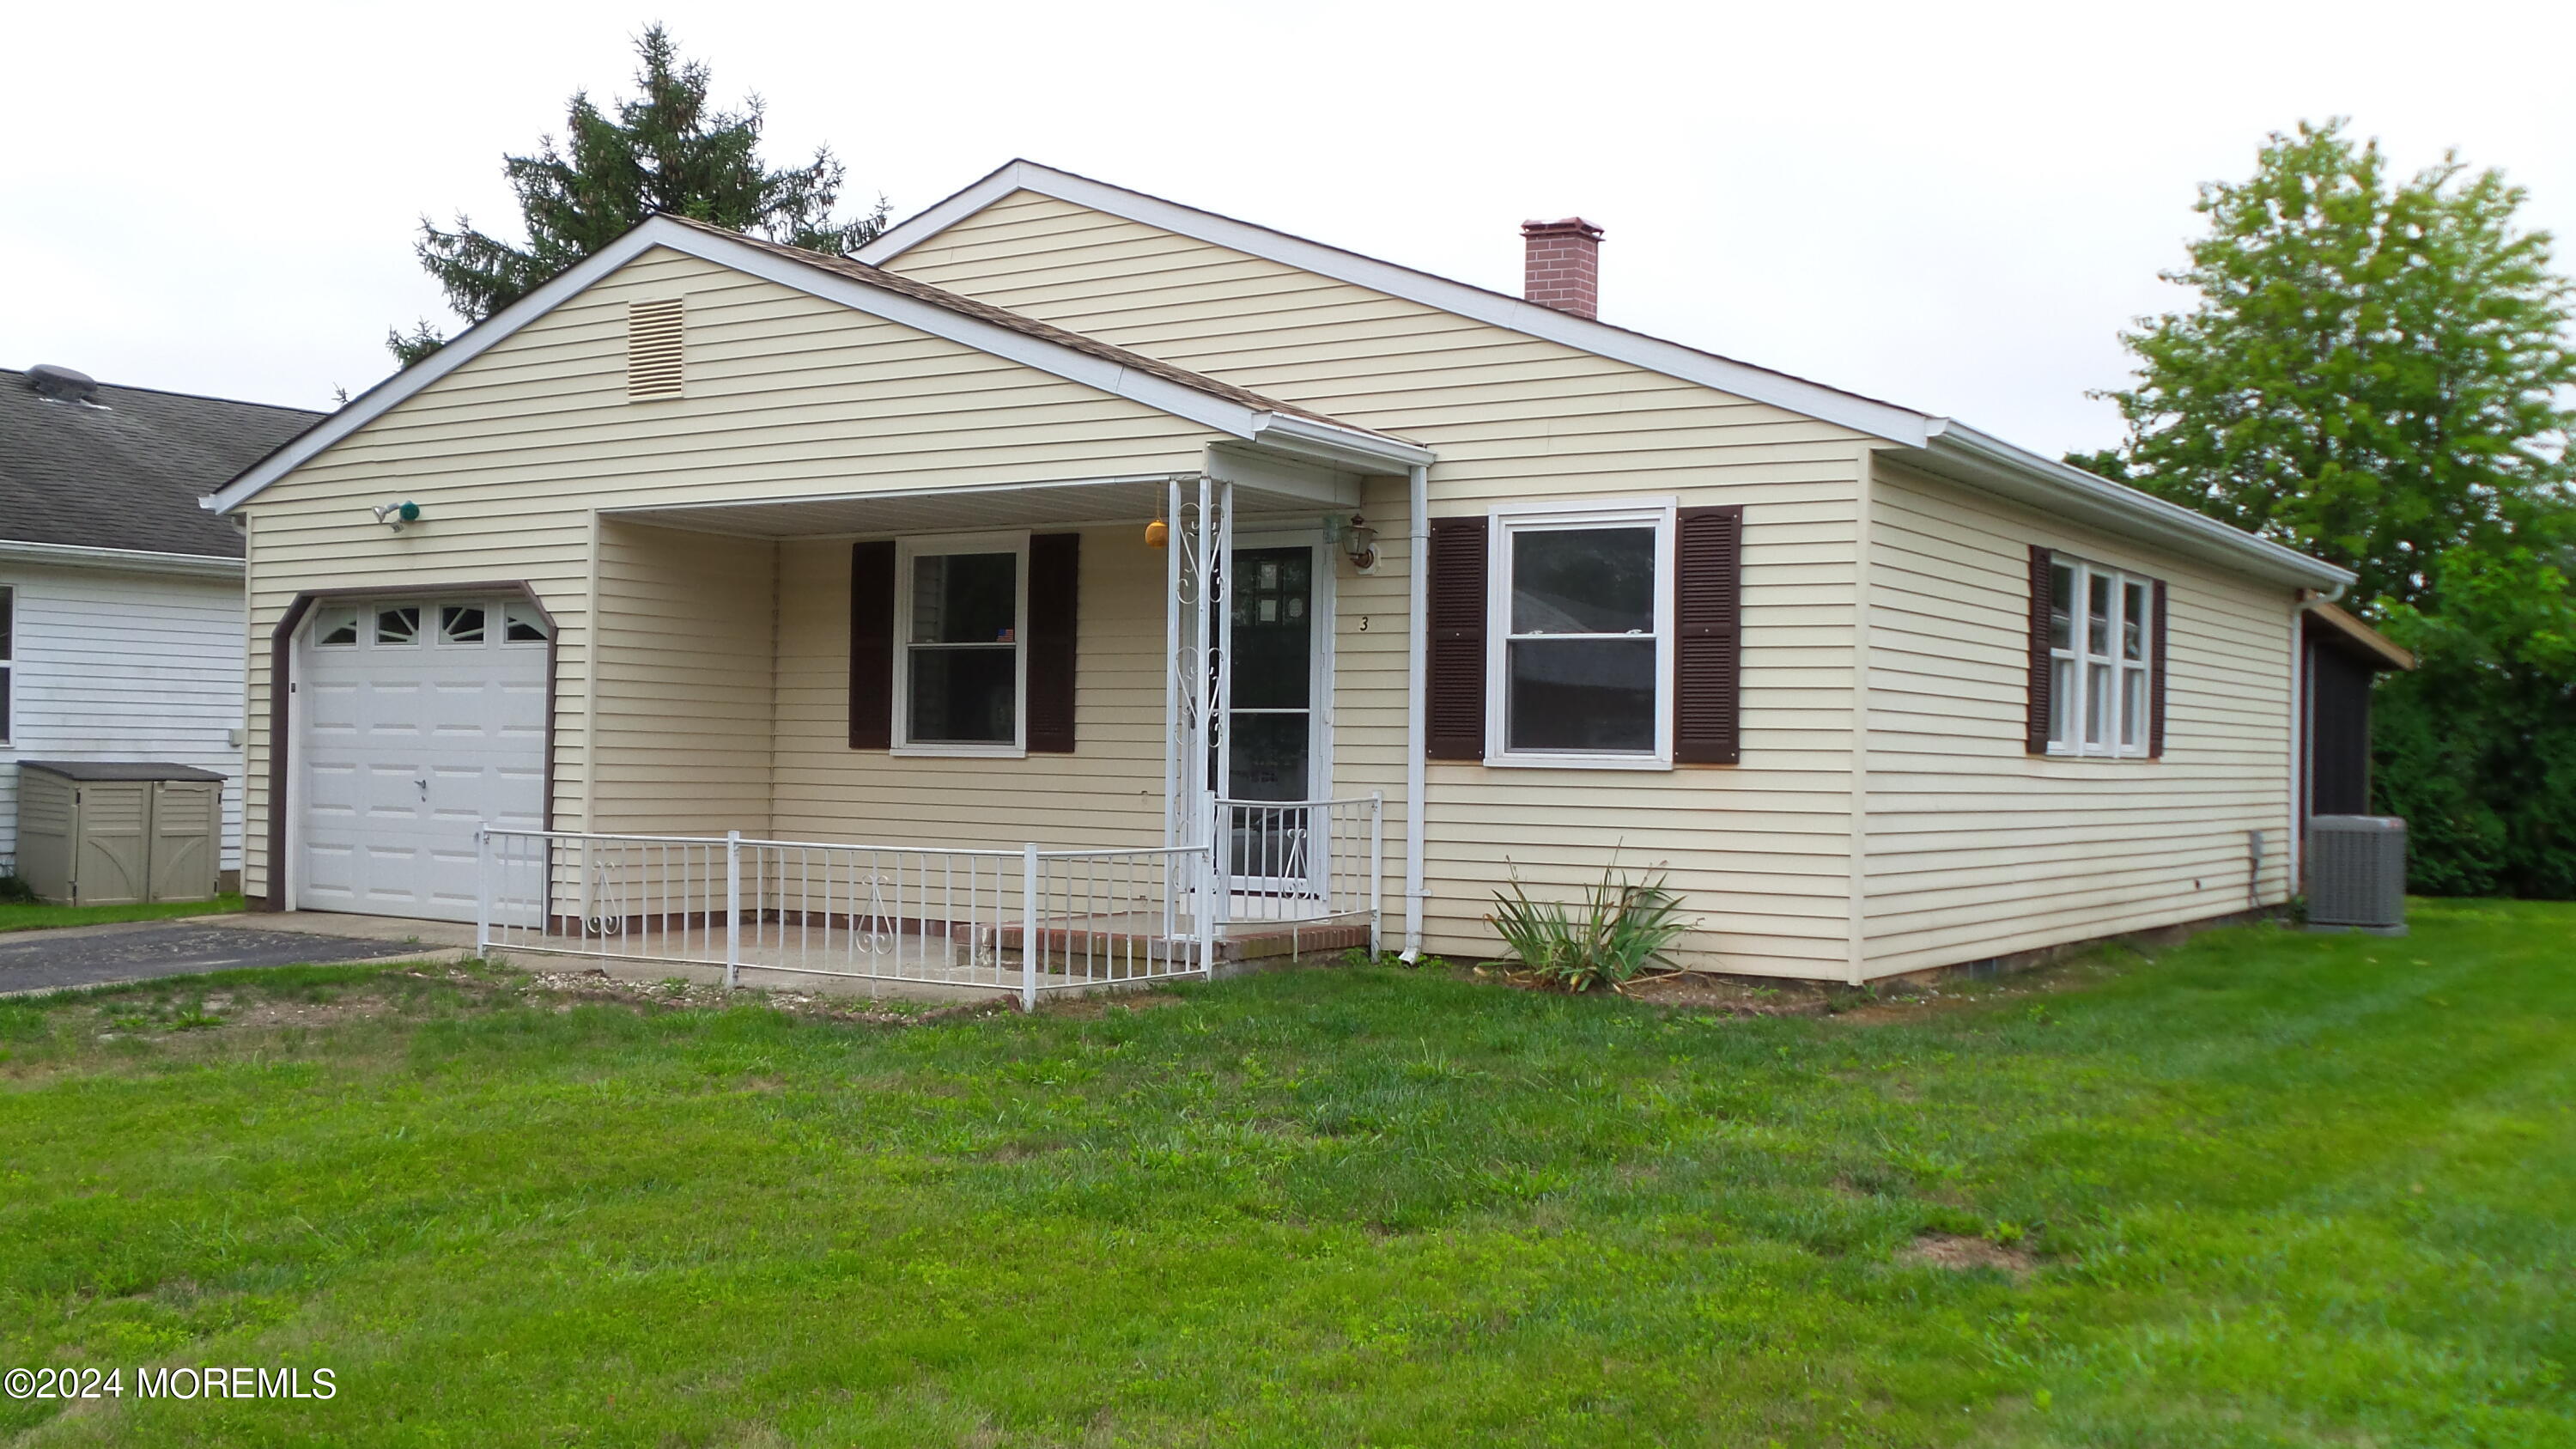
(1025, 533), (1079, 752)
(848, 540), (896, 750)
(1674, 505), (1742, 764)
(2026, 545), (2054, 754)
(1425, 516), (1488, 759)
(2035, 551), (2160, 759)
(2149, 577), (2168, 758)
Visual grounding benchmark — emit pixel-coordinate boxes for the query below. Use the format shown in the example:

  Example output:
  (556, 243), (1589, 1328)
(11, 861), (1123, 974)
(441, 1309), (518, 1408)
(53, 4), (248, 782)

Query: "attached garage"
(292, 594), (550, 922)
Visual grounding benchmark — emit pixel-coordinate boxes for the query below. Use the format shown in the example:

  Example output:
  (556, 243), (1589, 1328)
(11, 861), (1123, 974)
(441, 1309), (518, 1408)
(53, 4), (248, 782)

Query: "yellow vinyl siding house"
(210, 161), (2350, 989)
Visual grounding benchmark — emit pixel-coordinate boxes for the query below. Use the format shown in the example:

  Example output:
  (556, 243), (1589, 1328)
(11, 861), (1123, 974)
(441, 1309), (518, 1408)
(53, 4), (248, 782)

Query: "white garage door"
(298, 596), (549, 922)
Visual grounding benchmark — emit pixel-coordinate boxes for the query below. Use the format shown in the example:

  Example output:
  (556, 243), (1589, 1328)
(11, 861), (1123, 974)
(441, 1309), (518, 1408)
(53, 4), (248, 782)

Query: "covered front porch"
(499, 449), (1419, 999)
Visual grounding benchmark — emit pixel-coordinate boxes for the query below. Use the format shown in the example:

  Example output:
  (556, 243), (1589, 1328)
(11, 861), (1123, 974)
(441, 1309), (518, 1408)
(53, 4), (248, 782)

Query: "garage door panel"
(301, 595), (548, 923)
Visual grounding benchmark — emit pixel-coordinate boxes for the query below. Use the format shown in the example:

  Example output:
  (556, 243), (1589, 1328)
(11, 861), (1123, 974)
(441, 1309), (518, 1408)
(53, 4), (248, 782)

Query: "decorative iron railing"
(477, 829), (1218, 1008)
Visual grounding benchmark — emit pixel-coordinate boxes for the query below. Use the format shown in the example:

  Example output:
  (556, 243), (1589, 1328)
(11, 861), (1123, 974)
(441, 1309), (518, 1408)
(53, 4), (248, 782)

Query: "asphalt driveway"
(0, 922), (429, 995)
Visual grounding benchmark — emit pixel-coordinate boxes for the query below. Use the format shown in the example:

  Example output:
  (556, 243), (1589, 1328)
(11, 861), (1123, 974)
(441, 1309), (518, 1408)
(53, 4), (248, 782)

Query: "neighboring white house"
(1, 365), (322, 891)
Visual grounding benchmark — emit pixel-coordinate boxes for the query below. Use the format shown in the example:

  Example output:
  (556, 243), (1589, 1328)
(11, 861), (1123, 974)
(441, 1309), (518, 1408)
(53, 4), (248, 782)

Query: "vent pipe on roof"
(1521, 218), (1604, 319)
(25, 363), (100, 404)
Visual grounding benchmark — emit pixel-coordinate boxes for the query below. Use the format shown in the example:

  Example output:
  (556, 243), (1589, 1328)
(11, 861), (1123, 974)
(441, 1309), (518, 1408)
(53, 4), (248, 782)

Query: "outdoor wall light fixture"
(1334, 513), (1379, 571)
(372, 500), (422, 533)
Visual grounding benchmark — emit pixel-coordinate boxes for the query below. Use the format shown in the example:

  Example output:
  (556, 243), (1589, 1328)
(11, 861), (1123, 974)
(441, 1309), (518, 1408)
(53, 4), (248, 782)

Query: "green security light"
(372, 500), (422, 533)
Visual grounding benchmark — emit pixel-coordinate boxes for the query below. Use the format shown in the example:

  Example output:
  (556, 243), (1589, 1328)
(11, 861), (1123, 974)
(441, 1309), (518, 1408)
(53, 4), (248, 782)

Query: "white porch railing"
(1213, 794), (1383, 954)
(476, 829), (1218, 1008)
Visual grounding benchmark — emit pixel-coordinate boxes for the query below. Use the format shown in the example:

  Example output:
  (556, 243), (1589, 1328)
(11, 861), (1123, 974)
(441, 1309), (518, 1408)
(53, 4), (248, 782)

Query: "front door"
(1222, 545), (1318, 888)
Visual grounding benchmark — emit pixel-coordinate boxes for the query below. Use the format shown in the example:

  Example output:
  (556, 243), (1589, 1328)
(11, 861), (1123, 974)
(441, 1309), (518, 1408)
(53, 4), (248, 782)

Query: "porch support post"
(1163, 473), (1186, 851)
(1211, 478), (1235, 928)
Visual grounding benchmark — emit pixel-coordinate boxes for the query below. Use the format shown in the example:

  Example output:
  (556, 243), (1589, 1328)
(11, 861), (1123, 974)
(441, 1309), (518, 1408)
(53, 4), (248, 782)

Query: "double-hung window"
(0, 585), (13, 745)
(1487, 501), (1674, 767)
(2047, 556), (2154, 757)
(896, 534), (1026, 754)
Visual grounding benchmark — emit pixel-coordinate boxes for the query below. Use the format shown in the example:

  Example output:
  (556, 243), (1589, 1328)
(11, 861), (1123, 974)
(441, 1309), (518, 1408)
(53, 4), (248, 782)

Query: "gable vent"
(626, 298), (685, 399)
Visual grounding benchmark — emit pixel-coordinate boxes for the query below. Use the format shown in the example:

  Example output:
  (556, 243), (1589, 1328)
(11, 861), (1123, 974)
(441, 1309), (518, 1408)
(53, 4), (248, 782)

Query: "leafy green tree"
(2081, 119), (2576, 610)
(388, 24), (884, 366)
(2373, 531), (2576, 897)
(2080, 120), (2576, 898)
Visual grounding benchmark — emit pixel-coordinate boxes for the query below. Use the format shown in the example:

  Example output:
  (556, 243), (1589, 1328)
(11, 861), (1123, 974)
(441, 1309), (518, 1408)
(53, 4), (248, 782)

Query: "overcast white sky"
(5, 1), (2571, 458)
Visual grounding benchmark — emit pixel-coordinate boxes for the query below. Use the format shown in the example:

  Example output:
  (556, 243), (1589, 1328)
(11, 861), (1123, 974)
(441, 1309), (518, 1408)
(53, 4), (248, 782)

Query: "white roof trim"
(861, 160), (2357, 591)
(204, 216), (1423, 515)
(0, 538), (244, 577)
(857, 160), (1939, 446)
(1906, 422), (2354, 591)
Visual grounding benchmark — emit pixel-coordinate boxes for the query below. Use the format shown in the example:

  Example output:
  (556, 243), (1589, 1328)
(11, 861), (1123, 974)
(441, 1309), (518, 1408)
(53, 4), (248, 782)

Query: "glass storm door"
(1222, 546), (1316, 888)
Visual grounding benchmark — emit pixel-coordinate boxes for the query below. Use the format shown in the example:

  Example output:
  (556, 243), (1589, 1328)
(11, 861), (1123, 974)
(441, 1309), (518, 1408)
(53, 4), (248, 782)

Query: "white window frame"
(501, 600), (551, 647)
(373, 602), (424, 648)
(1484, 497), (1677, 770)
(312, 604), (362, 648)
(892, 531), (1030, 758)
(2046, 555), (2155, 760)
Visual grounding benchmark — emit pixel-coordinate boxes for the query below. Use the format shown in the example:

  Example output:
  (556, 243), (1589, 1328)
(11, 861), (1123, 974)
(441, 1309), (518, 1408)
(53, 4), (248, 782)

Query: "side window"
(2045, 557), (2155, 758)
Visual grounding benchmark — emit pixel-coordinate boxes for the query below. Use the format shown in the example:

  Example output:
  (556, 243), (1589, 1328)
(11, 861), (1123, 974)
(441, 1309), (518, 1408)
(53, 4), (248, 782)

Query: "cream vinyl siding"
(890, 191), (1870, 975)
(1861, 459), (2295, 975)
(238, 246), (1219, 898)
(592, 521), (775, 837)
(769, 525), (1167, 851)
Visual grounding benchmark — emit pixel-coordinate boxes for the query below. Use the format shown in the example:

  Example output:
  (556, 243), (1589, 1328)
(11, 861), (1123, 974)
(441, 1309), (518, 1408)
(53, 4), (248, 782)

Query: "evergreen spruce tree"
(388, 25), (884, 366)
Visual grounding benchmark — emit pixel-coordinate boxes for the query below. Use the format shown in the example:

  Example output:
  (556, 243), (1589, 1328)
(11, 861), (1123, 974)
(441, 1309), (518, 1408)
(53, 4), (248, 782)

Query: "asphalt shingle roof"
(1, 369), (323, 558)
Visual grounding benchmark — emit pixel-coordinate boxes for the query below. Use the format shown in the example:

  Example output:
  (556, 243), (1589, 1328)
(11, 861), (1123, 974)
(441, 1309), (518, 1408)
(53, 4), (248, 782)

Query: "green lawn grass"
(2, 900), (2569, 1446)
(0, 894), (243, 934)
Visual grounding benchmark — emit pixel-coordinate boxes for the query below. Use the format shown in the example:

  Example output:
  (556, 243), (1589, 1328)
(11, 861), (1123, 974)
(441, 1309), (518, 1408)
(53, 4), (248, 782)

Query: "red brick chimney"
(1521, 217), (1604, 318)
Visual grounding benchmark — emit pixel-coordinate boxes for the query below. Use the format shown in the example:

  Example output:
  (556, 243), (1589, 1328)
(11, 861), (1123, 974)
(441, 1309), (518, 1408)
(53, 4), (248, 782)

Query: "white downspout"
(1400, 461), (1431, 960)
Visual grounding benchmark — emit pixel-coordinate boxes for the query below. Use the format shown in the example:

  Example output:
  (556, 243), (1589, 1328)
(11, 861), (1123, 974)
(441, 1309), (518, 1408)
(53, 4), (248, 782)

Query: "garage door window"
(314, 606), (361, 647)
(503, 602), (550, 644)
(376, 606), (421, 646)
(439, 606), (486, 644)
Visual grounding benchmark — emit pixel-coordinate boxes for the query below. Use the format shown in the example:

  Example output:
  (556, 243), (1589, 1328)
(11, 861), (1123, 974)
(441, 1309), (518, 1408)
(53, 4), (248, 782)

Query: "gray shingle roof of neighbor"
(0, 368), (325, 559)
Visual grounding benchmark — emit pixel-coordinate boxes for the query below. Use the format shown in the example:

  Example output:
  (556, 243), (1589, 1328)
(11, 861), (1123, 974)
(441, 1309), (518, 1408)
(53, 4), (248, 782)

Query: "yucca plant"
(1487, 861), (1691, 992)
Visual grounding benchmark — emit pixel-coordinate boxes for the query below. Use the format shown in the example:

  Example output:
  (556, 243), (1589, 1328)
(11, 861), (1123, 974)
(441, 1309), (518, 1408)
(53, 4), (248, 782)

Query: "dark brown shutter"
(1026, 533), (1080, 753)
(1674, 504), (1744, 764)
(1425, 515), (1489, 760)
(2149, 576), (2169, 758)
(2026, 545), (2054, 754)
(848, 540), (896, 750)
